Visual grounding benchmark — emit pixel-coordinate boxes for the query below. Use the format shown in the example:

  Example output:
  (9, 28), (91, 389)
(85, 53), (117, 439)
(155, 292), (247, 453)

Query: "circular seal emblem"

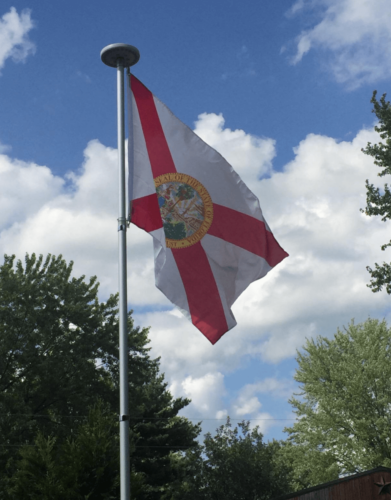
(154, 173), (213, 249)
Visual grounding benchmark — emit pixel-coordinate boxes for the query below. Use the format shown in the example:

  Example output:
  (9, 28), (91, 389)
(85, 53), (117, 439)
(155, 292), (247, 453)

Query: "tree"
(5, 401), (147, 500)
(168, 184), (195, 214)
(362, 91), (391, 293)
(162, 444), (205, 500)
(6, 402), (121, 499)
(281, 318), (391, 489)
(165, 418), (292, 500)
(274, 439), (339, 492)
(0, 253), (200, 498)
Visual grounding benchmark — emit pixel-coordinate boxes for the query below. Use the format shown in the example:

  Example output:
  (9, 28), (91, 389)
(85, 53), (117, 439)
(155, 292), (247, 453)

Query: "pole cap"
(100, 43), (140, 68)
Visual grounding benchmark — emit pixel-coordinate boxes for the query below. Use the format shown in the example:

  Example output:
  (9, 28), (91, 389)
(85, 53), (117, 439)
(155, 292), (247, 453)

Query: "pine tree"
(0, 253), (199, 498)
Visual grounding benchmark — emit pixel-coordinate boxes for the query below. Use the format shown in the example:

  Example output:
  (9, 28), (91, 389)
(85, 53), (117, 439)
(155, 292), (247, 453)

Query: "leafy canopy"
(362, 91), (391, 292)
(281, 318), (391, 490)
(0, 253), (200, 499)
(201, 419), (291, 500)
(166, 418), (292, 500)
(7, 402), (122, 500)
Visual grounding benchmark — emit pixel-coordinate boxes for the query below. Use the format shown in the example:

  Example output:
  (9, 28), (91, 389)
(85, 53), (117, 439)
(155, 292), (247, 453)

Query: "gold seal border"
(154, 173), (213, 249)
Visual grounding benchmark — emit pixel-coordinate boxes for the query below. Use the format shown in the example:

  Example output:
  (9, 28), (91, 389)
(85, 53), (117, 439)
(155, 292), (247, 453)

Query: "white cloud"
(171, 372), (226, 416)
(1, 113), (390, 438)
(234, 396), (262, 416)
(134, 120), (391, 429)
(216, 409), (228, 420)
(231, 127), (391, 362)
(286, 0), (307, 17)
(0, 140), (162, 302)
(0, 7), (35, 71)
(226, 378), (296, 433)
(239, 378), (296, 400)
(194, 113), (275, 185)
(287, 0), (391, 87)
(0, 153), (63, 230)
(231, 394), (275, 434)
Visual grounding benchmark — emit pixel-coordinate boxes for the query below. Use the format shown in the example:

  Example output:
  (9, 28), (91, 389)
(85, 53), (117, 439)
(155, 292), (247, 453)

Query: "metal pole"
(101, 43), (140, 500)
(117, 57), (130, 500)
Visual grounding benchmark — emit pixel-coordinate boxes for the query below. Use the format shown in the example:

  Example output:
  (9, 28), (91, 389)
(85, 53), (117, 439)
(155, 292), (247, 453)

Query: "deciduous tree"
(165, 418), (292, 500)
(281, 318), (391, 489)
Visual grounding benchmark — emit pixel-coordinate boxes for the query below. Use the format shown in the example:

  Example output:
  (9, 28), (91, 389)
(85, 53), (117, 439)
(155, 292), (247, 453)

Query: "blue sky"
(1, 0), (391, 442)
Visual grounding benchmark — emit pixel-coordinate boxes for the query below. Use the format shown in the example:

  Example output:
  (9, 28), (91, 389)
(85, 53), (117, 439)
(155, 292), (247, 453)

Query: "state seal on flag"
(154, 173), (213, 249)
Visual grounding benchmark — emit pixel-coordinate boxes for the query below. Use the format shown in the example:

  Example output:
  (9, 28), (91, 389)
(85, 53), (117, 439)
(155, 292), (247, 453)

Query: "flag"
(128, 75), (288, 344)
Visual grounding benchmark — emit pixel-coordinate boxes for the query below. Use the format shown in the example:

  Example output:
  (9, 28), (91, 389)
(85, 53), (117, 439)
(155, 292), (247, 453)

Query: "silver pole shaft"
(117, 59), (130, 500)
(101, 42), (139, 500)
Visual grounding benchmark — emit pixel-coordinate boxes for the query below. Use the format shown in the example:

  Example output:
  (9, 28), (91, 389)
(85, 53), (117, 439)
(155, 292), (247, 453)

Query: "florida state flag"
(128, 75), (288, 344)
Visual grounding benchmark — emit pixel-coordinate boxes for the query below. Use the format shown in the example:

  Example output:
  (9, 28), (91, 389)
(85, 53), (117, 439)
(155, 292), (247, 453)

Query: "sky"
(1, 0), (391, 442)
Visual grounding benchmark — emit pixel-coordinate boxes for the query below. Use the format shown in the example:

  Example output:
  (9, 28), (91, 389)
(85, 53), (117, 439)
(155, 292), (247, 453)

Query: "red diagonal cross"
(130, 76), (287, 343)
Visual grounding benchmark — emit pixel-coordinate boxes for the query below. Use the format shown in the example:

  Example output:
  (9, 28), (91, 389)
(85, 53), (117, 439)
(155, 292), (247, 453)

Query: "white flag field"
(127, 75), (288, 344)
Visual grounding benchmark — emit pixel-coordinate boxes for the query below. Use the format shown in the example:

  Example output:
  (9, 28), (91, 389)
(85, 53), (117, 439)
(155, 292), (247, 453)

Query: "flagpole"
(100, 43), (140, 500)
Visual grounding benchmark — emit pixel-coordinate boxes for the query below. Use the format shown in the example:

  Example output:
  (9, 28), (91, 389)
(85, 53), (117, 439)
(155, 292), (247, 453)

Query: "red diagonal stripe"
(131, 194), (163, 232)
(208, 204), (288, 267)
(172, 243), (228, 344)
(131, 75), (177, 177)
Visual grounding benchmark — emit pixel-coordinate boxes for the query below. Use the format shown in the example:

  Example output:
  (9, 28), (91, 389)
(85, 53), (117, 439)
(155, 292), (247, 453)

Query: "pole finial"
(101, 43), (140, 68)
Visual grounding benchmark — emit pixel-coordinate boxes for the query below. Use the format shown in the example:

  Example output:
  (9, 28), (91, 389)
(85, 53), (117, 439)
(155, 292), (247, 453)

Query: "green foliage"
(166, 184), (195, 217)
(362, 91), (391, 292)
(162, 446), (205, 500)
(281, 318), (391, 489)
(163, 221), (187, 240)
(274, 440), (339, 492)
(0, 253), (117, 442)
(175, 185), (194, 202)
(6, 401), (146, 499)
(0, 253), (200, 499)
(165, 419), (292, 500)
(6, 402), (120, 499)
(201, 419), (291, 500)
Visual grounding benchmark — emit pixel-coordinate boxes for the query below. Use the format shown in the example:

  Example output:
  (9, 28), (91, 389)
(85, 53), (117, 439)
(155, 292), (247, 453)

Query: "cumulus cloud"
(1, 112), (389, 438)
(194, 113), (275, 185)
(232, 402), (274, 434)
(239, 378), (296, 400)
(232, 127), (391, 362)
(229, 379), (297, 434)
(287, 0), (391, 87)
(0, 140), (161, 302)
(171, 372), (226, 416)
(0, 153), (63, 230)
(234, 396), (262, 416)
(230, 378), (296, 433)
(134, 122), (391, 429)
(0, 7), (35, 71)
